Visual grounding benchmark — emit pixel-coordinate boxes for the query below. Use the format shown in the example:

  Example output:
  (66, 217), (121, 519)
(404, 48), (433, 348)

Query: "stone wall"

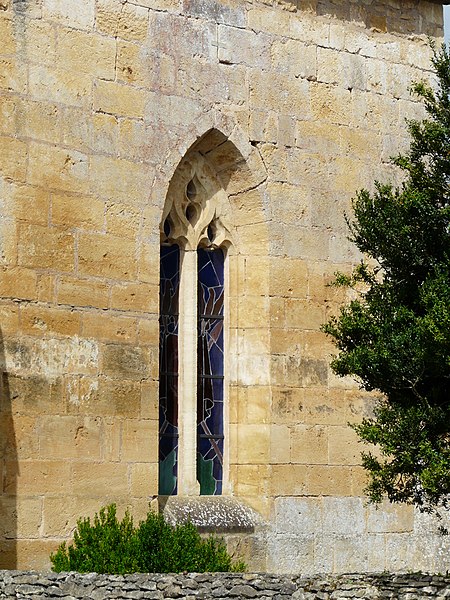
(1, 571), (450, 599)
(0, 0), (448, 573)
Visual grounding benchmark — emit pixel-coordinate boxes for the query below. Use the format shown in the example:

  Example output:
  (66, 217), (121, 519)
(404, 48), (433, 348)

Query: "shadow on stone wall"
(0, 327), (17, 568)
(313, 0), (442, 37)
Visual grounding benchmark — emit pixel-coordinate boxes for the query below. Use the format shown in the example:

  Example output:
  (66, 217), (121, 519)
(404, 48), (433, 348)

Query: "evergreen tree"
(323, 45), (450, 515)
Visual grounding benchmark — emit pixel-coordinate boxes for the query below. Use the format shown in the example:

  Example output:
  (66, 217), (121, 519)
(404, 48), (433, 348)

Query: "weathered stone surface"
(0, 0), (448, 576)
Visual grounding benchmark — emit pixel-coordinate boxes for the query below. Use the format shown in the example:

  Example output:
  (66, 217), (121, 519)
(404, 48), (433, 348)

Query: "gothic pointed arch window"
(159, 151), (233, 497)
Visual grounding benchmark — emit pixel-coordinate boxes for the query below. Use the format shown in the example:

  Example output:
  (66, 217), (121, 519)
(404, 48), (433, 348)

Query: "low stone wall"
(1, 571), (450, 599)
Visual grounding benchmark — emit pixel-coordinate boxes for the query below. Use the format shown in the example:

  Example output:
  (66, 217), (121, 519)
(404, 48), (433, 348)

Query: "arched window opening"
(158, 150), (233, 497)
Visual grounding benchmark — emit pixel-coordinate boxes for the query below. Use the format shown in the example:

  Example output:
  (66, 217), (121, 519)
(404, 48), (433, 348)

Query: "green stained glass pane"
(196, 452), (216, 496)
(159, 449), (177, 496)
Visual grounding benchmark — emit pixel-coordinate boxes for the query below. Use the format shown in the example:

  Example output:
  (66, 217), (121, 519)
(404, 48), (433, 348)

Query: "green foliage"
(50, 504), (246, 574)
(322, 44), (450, 515)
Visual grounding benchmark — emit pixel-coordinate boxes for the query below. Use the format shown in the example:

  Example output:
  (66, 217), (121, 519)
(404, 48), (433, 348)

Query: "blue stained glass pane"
(197, 248), (224, 495)
(159, 245), (180, 495)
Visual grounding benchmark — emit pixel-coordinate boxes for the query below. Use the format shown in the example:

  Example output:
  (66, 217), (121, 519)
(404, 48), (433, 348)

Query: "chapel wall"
(0, 0), (447, 572)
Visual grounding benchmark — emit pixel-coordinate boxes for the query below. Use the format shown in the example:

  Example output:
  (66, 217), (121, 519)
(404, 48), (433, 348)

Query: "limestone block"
(306, 465), (353, 496)
(38, 415), (102, 460)
(16, 99), (60, 144)
(271, 39), (317, 81)
(0, 217), (17, 266)
(90, 112), (119, 155)
(5, 460), (71, 494)
(66, 376), (139, 417)
(218, 25), (270, 69)
(0, 303), (19, 333)
(273, 497), (323, 536)
(295, 120), (340, 155)
(18, 224), (74, 272)
(387, 62), (414, 100)
(302, 330), (335, 361)
(332, 534), (368, 572)
(401, 38), (433, 70)
(267, 534), (315, 574)
(42, 495), (108, 536)
(5, 373), (63, 416)
(51, 192), (105, 231)
(0, 496), (42, 539)
(310, 82), (351, 126)
(249, 110), (277, 143)
(96, 1), (149, 41)
(101, 418), (121, 462)
(140, 380), (158, 420)
(111, 281), (158, 313)
(235, 424), (270, 464)
(270, 257), (308, 298)
(270, 329), (302, 356)
(43, 0), (94, 29)
(245, 385), (271, 424)
(270, 464), (307, 496)
(57, 276), (110, 310)
(0, 96), (17, 137)
(18, 19), (57, 65)
(284, 298), (325, 330)
(344, 30), (377, 58)
(93, 79), (146, 119)
(232, 464), (270, 497)
(322, 497), (365, 535)
(78, 232), (137, 280)
(71, 462), (128, 496)
(27, 143), (89, 194)
(0, 414), (39, 460)
(90, 155), (153, 206)
(291, 425), (328, 465)
(250, 71), (310, 118)
(267, 182), (310, 226)
(272, 386), (305, 424)
(269, 297), (285, 329)
(29, 64), (91, 107)
(248, 8), (291, 38)
(242, 256), (269, 297)
(327, 425), (361, 466)
(0, 16), (15, 54)
(236, 353), (270, 386)
(237, 327), (270, 359)
(183, 0), (246, 27)
(13, 539), (58, 571)
(121, 419), (158, 462)
(149, 11), (216, 62)
(136, 243), (158, 287)
(0, 136), (27, 181)
(367, 499), (414, 534)
(317, 47), (341, 85)
(270, 424), (291, 463)
(20, 305), (81, 338)
(101, 344), (152, 381)
(130, 462), (158, 497)
(6, 336), (98, 379)
(0, 58), (27, 94)
(118, 118), (158, 163)
(290, 13), (330, 45)
(236, 295), (269, 329)
(56, 28), (116, 79)
(82, 312), (138, 343)
(137, 318), (159, 346)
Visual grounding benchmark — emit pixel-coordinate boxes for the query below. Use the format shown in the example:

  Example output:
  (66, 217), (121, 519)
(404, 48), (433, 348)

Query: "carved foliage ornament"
(161, 152), (233, 251)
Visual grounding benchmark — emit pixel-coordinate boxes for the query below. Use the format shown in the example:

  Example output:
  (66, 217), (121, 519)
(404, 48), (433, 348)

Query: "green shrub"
(50, 504), (246, 574)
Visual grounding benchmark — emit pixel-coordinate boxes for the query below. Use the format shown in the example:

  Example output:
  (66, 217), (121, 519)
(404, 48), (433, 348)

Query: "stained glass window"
(197, 248), (224, 495)
(159, 244), (180, 495)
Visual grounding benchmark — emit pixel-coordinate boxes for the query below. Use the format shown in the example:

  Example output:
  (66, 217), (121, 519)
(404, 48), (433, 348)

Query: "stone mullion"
(177, 249), (200, 496)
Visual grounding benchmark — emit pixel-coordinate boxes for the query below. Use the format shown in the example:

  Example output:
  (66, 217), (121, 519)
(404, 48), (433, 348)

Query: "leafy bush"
(50, 504), (246, 574)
